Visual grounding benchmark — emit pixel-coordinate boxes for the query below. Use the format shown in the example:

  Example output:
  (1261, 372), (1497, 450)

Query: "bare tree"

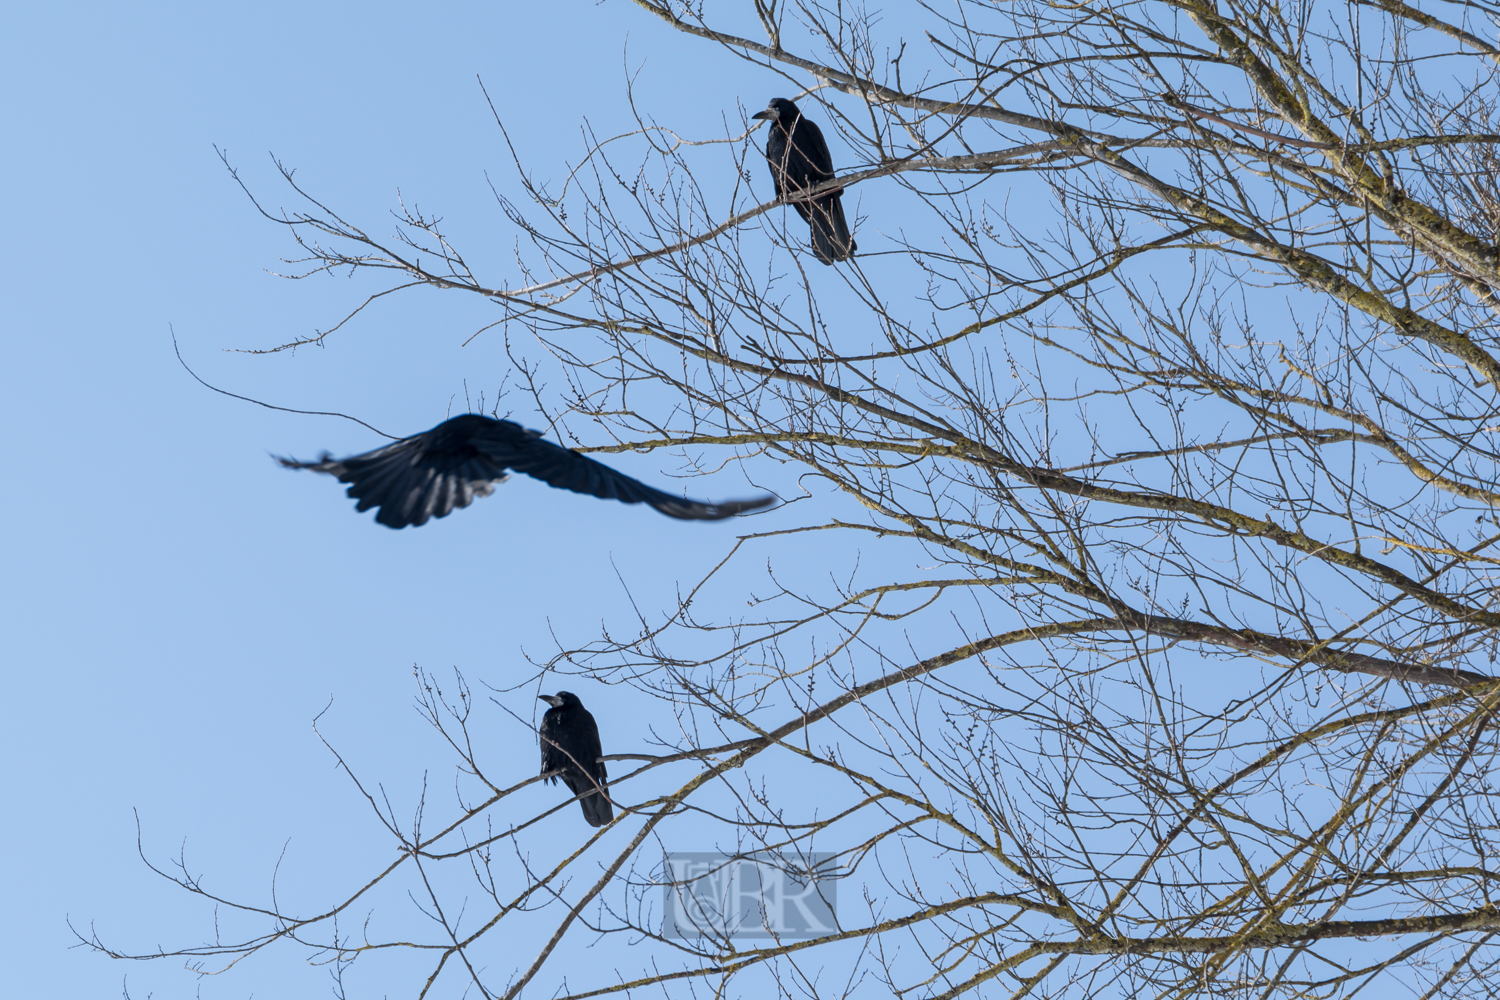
(84, 0), (1500, 997)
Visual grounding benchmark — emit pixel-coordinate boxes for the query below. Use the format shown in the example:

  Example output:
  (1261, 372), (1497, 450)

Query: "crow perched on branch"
(539, 691), (612, 827)
(753, 97), (856, 264)
(277, 414), (774, 529)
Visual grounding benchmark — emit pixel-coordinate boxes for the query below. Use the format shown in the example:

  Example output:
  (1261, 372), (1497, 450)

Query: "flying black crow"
(539, 691), (612, 827)
(277, 414), (774, 529)
(752, 97), (856, 264)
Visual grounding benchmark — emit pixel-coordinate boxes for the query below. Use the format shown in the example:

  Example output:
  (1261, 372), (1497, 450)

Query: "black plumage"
(277, 414), (774, 529)
(753, 97), (856, 264)
(539, 691), (612, 827)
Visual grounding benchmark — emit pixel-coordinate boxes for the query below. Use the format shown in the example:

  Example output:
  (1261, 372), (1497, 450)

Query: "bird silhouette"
(753, 97), (856, 263)
(539, 691), (612, 827)
(278, 414), (774, 529)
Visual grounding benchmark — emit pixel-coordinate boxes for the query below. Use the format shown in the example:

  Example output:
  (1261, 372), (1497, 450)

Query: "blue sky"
(6, 2), (1425, 996)
(0, 3), (836, 996)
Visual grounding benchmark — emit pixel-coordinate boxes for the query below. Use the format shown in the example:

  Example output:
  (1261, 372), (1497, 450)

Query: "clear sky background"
(2, 1), (1449, 997)
(7, 1), (1323, 996)
(0, 3), (869, 996)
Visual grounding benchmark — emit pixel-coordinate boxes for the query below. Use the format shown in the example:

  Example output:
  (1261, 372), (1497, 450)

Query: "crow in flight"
(752, 97), (856, 264)
(539, 691), (612, 827)
(277, 414), (774, 529)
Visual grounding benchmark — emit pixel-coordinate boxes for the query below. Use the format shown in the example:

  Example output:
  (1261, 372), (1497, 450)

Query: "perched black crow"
(539, 691), (612, 827)
(752, 97), (856, 264)
(277, 414), (774, 529)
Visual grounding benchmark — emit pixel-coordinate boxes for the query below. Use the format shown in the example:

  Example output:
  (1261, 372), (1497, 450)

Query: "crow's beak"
(539, 694), (562, 707)
(752, 108), (778, 121)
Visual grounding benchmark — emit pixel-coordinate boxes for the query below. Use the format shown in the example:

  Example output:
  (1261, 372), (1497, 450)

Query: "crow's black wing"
(578, 709), (607, 789)
(571, 710), (612, 826)
(281, 414), (772, 524)
(767, 122), (831, 226)
(766, 117), (852, 257)
(476, 424), (774, 521)
(792, 118), (854, 263)
(794, 117), (837, 180)
(277, 414), (514, 528)
(764, 127), (808, 222)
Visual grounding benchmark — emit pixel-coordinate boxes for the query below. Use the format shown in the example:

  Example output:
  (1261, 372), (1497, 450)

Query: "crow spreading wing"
(278, 414), (774, 528)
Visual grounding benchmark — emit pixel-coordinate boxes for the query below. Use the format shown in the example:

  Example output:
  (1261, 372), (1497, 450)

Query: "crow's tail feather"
(809, 192), (856, 264)
(579, 787), (614, 827)
(564, 772), (615, 827)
